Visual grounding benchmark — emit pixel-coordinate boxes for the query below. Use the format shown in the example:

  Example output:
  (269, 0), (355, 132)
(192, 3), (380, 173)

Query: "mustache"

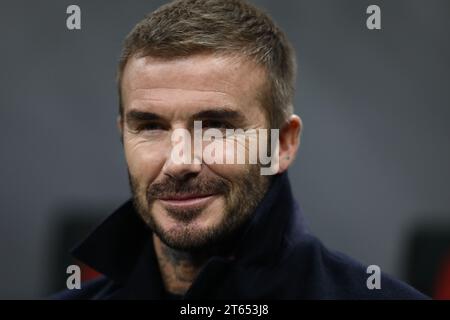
(147, 176), (230, 199)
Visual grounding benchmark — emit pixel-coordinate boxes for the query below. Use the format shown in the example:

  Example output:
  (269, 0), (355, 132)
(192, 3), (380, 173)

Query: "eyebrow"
(193, 108), (246, 124)
(125, 110), (162, 123)
(125, 107), (247, 125)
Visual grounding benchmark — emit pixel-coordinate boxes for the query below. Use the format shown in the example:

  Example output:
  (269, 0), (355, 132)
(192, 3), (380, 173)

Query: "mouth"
(158, 194), (217, 210)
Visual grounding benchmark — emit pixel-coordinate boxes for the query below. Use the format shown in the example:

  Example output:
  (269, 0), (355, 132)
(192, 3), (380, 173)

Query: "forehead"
(121, 53), (267, 117)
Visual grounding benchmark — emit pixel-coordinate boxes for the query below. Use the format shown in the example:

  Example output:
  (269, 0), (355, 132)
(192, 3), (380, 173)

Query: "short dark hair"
(117, 0), (297, 128)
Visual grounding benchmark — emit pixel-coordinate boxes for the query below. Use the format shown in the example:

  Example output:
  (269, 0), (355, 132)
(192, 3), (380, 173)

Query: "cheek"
(206, 162), (250, 184)
(203, 134), (257, 179)
(124, 137), (168, 184)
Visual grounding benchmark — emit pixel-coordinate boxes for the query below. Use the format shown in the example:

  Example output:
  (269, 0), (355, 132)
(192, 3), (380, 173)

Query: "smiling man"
(56, 0), (426, 299)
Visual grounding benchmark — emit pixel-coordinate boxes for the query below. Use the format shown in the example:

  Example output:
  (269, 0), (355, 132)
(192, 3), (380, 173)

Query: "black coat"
(54, 172), (427, 299)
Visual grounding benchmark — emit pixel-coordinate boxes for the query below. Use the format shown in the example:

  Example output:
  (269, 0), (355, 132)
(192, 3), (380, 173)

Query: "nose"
(162, 156), (202, 180)
(162, 129), (202, 180)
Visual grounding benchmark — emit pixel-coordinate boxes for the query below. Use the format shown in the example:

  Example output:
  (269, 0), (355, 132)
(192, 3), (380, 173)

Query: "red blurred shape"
(434, 252), (450, 300)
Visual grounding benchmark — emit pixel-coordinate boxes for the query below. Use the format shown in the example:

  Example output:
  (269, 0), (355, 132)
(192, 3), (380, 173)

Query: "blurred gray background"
(0, 0), (449, 298)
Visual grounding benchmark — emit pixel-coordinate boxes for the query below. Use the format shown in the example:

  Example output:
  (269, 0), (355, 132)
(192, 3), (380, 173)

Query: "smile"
(158, 194), (217, 209)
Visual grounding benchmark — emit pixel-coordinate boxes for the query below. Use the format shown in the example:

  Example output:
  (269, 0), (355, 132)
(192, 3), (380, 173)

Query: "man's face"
(120, 53), (272, 251)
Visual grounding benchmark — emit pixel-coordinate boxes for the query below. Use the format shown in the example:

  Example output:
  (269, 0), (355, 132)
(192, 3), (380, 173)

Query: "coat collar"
(71, 171), (305, 291)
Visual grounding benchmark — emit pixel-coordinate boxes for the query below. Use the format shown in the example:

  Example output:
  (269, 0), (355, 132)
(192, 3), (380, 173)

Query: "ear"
(116, 115), (123, 133)
(117, 115), (124, 144)
(277, 114), (302, 173)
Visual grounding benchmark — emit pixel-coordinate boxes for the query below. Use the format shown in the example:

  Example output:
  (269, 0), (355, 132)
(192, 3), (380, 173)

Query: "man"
(56, 0), (426, 299)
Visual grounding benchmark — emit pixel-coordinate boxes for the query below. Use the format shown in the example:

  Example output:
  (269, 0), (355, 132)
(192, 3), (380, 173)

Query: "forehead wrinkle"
(123, 54), (266, 100)
(129, 87), (232, 99)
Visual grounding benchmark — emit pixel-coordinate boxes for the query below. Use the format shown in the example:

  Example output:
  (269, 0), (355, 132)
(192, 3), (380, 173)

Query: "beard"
(128, 165), (271, 252)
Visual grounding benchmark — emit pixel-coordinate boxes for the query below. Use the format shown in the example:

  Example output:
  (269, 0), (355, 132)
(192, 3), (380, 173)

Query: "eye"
(202, 120), (234, 129)
(138, 122), (166, 131)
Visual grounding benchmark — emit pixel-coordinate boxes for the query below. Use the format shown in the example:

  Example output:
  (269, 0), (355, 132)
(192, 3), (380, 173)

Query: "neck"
(153, 234), (211, 295)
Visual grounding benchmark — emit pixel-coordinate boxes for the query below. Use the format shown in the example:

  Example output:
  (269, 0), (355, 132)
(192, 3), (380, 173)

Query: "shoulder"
(50, 276), (117, 300)
(284, 233), (429, 299)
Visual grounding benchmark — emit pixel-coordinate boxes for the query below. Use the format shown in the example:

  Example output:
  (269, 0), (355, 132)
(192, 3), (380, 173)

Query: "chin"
(159, 225), (216, 251)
